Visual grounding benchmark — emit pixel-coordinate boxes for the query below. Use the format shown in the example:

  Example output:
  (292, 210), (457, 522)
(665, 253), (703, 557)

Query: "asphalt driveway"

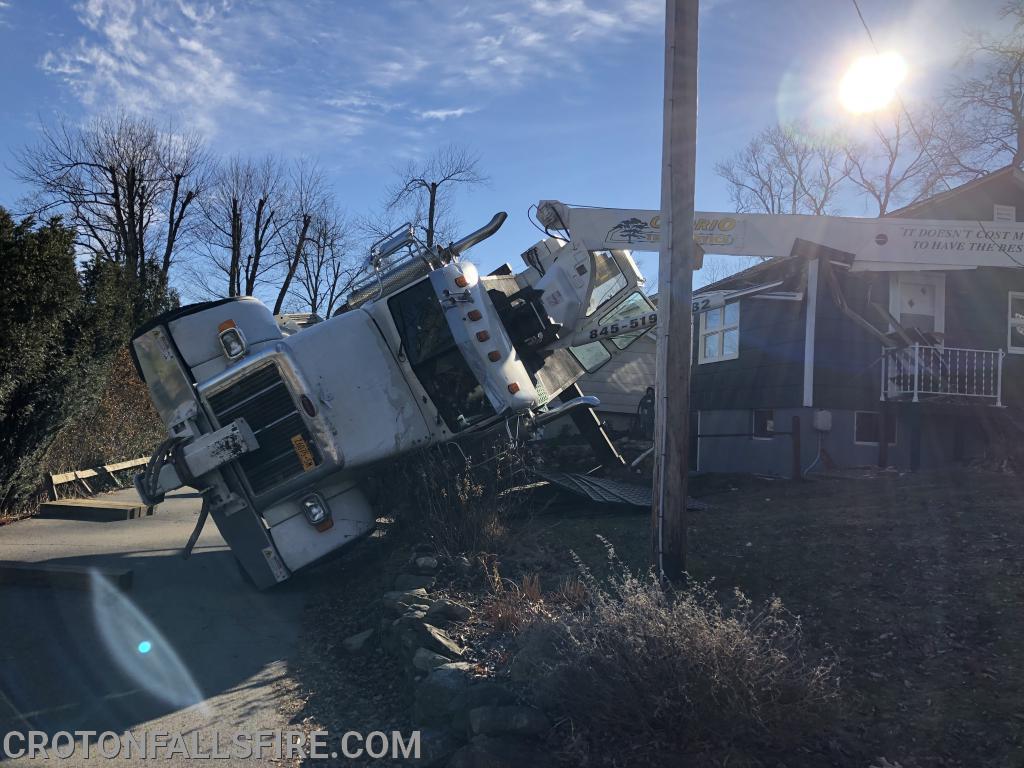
(0, 488), (309, 765)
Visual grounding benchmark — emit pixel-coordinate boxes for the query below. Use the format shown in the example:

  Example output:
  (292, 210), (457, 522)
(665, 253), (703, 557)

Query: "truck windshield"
(388, 279), (495, 432)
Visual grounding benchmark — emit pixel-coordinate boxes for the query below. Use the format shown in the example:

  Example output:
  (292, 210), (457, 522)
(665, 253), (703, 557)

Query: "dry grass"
(481, 559), (543, 634)
(527, 537), (840, 766)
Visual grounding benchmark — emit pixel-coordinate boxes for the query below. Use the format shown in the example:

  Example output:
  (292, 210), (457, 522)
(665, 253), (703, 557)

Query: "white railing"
(880, 344), (1005, 405)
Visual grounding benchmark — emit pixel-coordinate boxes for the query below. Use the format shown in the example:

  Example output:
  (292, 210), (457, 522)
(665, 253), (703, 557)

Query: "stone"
(341, 628), (375, 654)
(414, 662), (475, 724)
(413, 647), (453, 672)
(420, 623), (465, 658)
(396, 573), (436, 591)
(427, 598), (472, 622)
(449, 682), (518, 735)
(446, 736), (551, 768)
(509, 623), (561, 684)
(416, 728), (462, 767)
(382, 588), (432, 613)
(415, 555), (440, 573)
(413, 542), (435, 554)
(453, 555), (473, 578)
(469, 705), (550, 738)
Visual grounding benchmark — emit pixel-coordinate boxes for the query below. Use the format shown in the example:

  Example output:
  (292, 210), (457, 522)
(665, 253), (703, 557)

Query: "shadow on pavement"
(0, 546), (308, 740)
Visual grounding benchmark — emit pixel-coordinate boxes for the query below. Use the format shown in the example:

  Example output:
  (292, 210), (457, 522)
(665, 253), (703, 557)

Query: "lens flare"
(839, 52), (907, 114)
(90, 570), (206, 711)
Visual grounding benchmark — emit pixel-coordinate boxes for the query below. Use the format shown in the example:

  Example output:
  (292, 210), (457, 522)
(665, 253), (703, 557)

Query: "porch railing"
(880, 344), (1005, 405)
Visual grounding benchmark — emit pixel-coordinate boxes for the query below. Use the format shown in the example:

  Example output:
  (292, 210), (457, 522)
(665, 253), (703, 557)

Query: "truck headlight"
(217, 320), (248, 361)
(301, 493), (333, 531)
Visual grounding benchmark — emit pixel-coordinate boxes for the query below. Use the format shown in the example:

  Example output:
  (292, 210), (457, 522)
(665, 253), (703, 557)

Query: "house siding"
(690, 293), (806, 411)
(943, 267), (1024, 408)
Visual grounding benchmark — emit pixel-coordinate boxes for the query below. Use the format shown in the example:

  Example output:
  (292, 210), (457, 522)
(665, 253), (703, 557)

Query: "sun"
(839, 52), (908, 114)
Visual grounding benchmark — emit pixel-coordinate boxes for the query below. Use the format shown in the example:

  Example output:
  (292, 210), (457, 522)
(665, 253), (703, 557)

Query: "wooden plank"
(103, 456), (150, 473)
(0, 561), (132, 591)
(49, 456), (150, 488)
(38, 498), (146, 522)
(50, 468), (98, 485)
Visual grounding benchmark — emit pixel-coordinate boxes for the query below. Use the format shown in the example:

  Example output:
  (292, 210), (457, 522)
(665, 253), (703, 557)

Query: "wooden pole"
(791, 415), (802, 480)
(652, 0), (698, 582)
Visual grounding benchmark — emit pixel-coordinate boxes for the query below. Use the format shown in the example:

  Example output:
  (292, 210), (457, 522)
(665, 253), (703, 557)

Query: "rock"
(413, 647), (453, 671)
(428, 598), (472, 622)
(453, 555), (473, 578)
(509, 623), (561, 684)
(414, 662), (475, 724)
(413, 542), (435, 554)
(469, 705), (550, 738)
(420, 623), (465, 658)
(446, 736), (550, 768)
(416, 728), (462, 767)
(450, 682), (518, 735)
(415, 555), (440, 574)
(341, 628), (375, 654)
(396, 573), (436, 591)
(382, 588), (432, 613)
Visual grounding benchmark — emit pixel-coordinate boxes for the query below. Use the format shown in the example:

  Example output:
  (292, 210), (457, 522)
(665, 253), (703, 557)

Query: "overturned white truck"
(131, 211), (655, 588)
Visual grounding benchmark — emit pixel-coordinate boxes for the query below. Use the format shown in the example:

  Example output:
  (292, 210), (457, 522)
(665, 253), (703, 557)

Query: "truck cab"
(131, 212), (648, 587)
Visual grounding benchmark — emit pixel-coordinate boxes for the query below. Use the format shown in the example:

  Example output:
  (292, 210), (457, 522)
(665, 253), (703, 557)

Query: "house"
(692, 167), (1024, 476)
(572, 168), (1024, 474)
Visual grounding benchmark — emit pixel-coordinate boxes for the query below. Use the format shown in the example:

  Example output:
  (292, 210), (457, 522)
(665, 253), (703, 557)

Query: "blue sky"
(0, 0), (1006, 290)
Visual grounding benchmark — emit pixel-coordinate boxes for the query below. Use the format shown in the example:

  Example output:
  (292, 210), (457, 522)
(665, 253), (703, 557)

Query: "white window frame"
(697, 301), (740, 364)
(1009, 291), (1024, 354)
(888, 272), (945, 335)
(854, 410), (897, 447)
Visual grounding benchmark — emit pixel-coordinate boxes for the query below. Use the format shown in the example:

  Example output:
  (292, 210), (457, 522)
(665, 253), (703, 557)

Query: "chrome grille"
(206, 364), (320, 494)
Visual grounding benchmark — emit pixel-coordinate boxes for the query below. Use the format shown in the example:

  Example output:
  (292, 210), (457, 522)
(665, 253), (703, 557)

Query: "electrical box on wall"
(812, 409), (832, 432)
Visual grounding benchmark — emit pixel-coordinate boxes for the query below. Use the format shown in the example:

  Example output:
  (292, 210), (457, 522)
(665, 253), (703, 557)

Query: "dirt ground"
(514, 469), (1024, 767)
(285, 468), (1024, 766)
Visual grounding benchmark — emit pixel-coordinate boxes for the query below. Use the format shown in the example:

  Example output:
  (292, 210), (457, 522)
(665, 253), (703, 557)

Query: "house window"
(854, 411), (896, 446)
(1009, 292), (1024, 354)
(698, 301), (739, 364)
(752, 409), (775, 439)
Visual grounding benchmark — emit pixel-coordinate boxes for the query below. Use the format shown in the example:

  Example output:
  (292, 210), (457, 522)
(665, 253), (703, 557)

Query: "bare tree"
(273, 159), (328, 315)
(845, 106), (960, 215)
(715, 123), (851, 216)
(291, 205), (359, 317)
(385, 144), (487, 248)
(15, 111), (207, 314)
(947, 2), (1024, 172)
(195, 155), (288, 299)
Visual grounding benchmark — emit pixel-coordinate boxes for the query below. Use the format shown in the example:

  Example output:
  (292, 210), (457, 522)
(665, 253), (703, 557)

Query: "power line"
(849, 0), (1024, 267)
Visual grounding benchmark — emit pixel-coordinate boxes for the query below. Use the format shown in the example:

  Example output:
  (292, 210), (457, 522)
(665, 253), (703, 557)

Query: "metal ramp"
(535, 470), (707, 510)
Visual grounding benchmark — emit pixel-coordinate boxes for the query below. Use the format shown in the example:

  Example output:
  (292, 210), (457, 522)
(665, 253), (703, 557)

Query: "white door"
(890, 273), (945, 335)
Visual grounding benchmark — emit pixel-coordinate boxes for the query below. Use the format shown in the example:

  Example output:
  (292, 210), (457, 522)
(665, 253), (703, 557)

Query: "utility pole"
(652, 0), (698, 583)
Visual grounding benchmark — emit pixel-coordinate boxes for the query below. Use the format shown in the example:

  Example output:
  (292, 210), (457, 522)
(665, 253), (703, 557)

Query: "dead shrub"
(45, 347), (165, 474)
(378, 437), (529, 555)
(527, 537), (840, 765)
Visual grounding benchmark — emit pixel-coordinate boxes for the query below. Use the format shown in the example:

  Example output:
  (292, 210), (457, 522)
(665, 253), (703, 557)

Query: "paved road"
(0, 489), (310, 764)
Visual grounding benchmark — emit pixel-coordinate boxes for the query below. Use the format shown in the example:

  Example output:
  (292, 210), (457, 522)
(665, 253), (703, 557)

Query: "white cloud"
(417, 107), (478, 121)
(40, 0), (662, 140)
